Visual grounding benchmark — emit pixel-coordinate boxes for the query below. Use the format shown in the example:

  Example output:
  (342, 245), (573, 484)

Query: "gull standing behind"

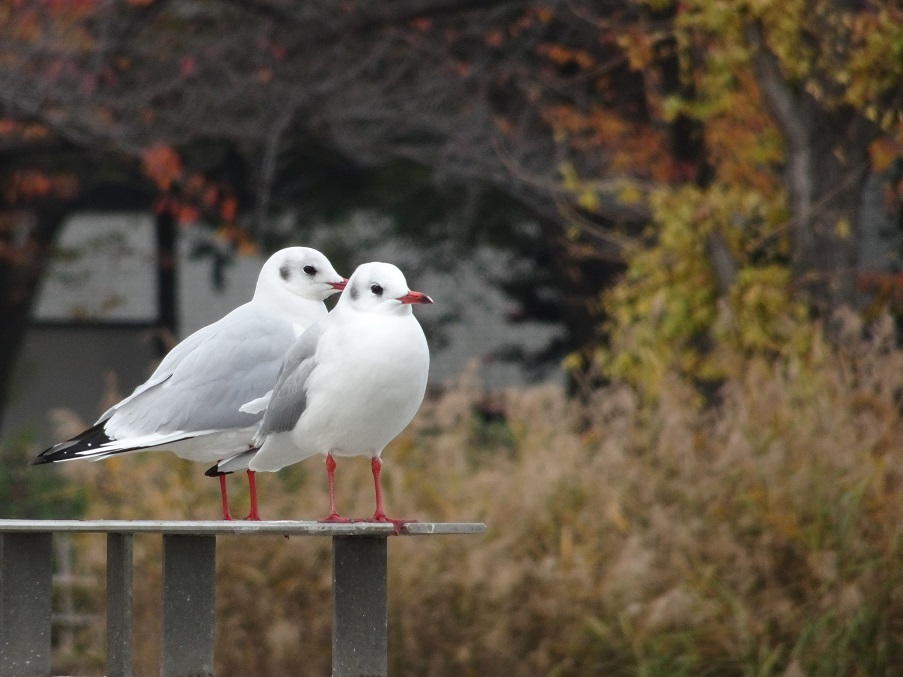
(31, 247), (347, 520)
(210, 261), (432, 527)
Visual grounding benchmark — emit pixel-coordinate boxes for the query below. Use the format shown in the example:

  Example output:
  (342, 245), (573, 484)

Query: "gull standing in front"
(31, 247), (346, 520)
(211, 262), (432, 526)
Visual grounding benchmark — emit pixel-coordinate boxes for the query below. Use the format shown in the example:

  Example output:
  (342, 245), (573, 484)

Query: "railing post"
(106, 533), (133, 677)
(0, 519), (484, 676)
(0, 532), (53, 677)
(160, 534), (216, 677)
(332, 535), (387, 677)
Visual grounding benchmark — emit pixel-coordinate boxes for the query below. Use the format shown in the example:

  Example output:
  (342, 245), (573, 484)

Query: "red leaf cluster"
(4, 170), (78, 203)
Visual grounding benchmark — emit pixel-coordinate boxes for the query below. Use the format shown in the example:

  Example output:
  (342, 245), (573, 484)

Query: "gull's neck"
(252, 282), (328, 321)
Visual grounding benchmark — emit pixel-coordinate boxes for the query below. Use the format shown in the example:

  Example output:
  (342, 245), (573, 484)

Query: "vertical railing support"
(106, 533), (133, 677)
(0, 519), (483, 675)
(0, 532), (53, 677)
(332, 536), (387, 677)
(160, 534), (216, 677)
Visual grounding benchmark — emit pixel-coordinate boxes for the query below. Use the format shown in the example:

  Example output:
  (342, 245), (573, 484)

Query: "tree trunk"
(746, 22), (878, 314)
(154, 202), (179, 356)
(786, 107), (873, 312)
(0, 200), (73, 431)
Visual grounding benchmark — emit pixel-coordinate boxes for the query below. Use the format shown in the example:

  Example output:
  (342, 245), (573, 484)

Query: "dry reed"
(39, 319), (903, 675)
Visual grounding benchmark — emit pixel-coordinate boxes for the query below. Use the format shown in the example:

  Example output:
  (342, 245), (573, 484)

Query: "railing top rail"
(0, 519), (486, 537)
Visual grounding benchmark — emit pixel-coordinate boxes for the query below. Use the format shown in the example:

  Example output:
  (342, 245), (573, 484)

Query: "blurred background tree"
(0, 0), (900, 411)
(588, 0), (903, 393)
(2, 0), (901, 418)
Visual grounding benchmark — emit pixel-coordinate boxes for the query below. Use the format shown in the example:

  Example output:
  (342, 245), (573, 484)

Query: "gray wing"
(106, 304), (298, 436)
(256, 322), (326, 439)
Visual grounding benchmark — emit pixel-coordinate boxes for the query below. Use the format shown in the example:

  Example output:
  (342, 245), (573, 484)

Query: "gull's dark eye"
(303, 265), (317, 276)
(370, 283), (383, 296)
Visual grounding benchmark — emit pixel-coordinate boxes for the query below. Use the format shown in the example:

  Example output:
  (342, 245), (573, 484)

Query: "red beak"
(397, 290), (433, 305)
(328, 279), (348, 291)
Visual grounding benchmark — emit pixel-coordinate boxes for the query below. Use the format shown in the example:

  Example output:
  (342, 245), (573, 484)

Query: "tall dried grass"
(50, 317), (903, 675)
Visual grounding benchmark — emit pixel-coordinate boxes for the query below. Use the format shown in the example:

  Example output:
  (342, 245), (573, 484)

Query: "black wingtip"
(29, 421), (114, 466)
(206, 447), (260, 477)
(205, 463), (227, 477)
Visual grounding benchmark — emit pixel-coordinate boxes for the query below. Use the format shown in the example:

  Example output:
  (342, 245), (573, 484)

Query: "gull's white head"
(340, 262), (433, 315)
(256, 247), (346, 302)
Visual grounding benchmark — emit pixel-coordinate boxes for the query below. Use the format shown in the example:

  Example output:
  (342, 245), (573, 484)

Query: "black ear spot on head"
(279, 264), (290, 281)
(349, 283), (359, 301)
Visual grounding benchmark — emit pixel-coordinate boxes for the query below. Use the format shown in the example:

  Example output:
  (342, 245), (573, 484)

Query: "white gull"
(211, 261), (432, 526)
(31, 247), (346, 520)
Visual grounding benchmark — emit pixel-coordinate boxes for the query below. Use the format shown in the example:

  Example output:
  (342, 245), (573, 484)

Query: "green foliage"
(594, 183), (809, 396)
(0, 428), (86, 519)
(579, 0), (903, 402)
(674, 0), (903, 126)
(840, 7), (903, 124)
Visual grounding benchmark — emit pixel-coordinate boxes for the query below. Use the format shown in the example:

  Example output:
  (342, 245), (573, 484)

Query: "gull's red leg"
(243, 469), (261, 521)
(320, 453), (350, 523)
(219, 474), (233, 521)
(369, 457), (415, 533)
(371, 456), (387, 521)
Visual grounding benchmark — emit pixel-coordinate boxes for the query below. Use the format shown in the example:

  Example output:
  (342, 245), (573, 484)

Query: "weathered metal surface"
(0, 519), (485, 536)
(160, 535), (216, 677)
(0, 519), (486, 676)
(106, 532), (133, 677)
(0, 532), (53, 677)
(332, 536), (387, 677)
(400, 522), (487, 536)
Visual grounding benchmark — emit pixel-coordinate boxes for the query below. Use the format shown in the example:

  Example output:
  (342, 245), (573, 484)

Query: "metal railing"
(0, 519), (486, 677)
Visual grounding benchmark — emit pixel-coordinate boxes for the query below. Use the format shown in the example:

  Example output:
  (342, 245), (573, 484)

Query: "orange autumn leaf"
(177, 204), (200, 224)
(616, 29), (654, 71)
(484, 30), (504, 47)
(216, 224), (253, 250)
(201, 185), (219, 207)
(869, 137), (902, 173)
(538, 43), (596, 70)
(219, 196), (238, 221)
(185, 173), (206, 194)
(8, 170), (78, 201)
(532, 7), (552, 23)
(16, 171), (52, 198)
(141, 144), (183, 190)
(237, 240), (259, 255)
